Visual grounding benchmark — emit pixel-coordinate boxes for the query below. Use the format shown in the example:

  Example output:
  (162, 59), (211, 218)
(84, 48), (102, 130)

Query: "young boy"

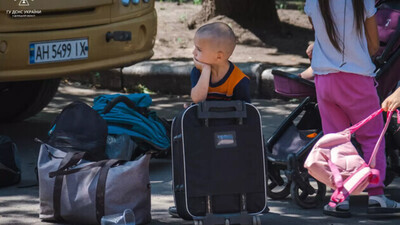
(169, 22), (251, 218)
(190, 22), (251, 103)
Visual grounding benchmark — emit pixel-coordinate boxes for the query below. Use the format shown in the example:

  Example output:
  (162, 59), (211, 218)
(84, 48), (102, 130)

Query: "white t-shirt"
(304, 0), (377, 76)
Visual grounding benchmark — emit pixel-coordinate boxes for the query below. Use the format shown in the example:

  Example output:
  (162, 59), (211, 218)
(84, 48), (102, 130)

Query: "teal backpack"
(92, 94), (170, 158)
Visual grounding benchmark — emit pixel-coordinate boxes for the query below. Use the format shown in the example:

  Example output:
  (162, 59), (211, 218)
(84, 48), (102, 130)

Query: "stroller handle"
(376, 23), (400, 65)
(375, 0), (400, 65)
(103, 95), (148, 116)
(271, 70), (315, 88)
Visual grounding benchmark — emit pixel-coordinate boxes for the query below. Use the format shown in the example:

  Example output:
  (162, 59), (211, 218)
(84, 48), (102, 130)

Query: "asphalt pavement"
(0, 83), (400, 225)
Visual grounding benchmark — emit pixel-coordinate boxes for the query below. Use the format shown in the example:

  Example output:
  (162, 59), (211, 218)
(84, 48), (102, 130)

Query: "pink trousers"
(315, 72), (385, 196)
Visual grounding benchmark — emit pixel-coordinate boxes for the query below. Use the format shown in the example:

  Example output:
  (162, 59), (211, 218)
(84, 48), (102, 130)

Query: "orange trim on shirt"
(208, 65), (249, 97)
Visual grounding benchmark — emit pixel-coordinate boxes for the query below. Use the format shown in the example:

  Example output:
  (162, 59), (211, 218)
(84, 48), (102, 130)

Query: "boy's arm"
(191, 58), (211, 103)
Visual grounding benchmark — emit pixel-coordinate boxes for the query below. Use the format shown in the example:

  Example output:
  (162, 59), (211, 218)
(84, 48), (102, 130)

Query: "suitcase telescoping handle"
(197, 100), (247, 119)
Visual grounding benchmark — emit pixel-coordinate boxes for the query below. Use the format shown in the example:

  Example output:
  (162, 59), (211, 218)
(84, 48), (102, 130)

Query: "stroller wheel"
(384, 169), (396, 187)
(384, 149), (399, 186)
(267, 169), (291, 200)
(290, 173), (326, 209)
(267, 179), (291, 200)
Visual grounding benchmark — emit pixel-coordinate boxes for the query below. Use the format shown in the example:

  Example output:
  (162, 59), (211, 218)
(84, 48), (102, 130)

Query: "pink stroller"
(266, 0), (400, 209)
(374, 0), (400, 186)
(266, 70), (325, 209)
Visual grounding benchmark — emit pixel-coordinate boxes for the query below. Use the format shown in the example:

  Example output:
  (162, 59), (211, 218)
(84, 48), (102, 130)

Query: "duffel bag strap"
(56, 151), (86, 172)
(96, 159), (121, 223)
(49, 153), (123, 223)
(49, 159), (110, 177)
(52, 151), (87, 222)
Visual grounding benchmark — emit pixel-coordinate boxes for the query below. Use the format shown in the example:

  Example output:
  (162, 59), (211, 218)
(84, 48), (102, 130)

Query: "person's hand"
(193, 57), (211, 71)
(382, 88), (400, 111)
(306, 42), (314, 60)
(299, 66), (314, 80)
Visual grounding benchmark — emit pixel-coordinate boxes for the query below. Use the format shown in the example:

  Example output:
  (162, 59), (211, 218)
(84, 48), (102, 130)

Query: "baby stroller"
(266, 71), (325, 209)
(266, 0), (400, 209)
(374, 0), (400, 186)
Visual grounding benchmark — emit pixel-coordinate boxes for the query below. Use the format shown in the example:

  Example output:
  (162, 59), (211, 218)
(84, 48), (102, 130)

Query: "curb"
(67, 60), (306, 99)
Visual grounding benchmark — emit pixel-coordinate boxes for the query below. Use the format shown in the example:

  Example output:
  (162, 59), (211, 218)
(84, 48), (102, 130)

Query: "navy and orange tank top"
(190, 62), (251, 102)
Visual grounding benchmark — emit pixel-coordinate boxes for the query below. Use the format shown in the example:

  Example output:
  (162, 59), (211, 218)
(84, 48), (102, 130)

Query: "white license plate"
(29, 38), (88, 64)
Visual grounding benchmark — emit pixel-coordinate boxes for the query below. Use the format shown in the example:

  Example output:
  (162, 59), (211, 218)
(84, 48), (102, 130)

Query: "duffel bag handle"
(49, 156), (123, 178)
(52, 151), (86, 175)
(197, 100), (247, 119)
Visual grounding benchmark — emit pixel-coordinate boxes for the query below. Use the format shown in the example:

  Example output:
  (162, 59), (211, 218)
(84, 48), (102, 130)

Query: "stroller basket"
(272, 70), (316, 98)
(269, 125), (319, 163)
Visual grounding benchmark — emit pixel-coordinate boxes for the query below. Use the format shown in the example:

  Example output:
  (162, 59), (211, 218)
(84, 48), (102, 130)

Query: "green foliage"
(134, 84), (155, 94)
(193, 0), (202, 5)
(275, 0), (305, 11)
(179, 14), (187, 23)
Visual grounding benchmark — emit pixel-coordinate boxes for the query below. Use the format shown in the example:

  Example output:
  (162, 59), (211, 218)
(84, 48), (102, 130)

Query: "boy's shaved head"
(195, 22), (236, 57)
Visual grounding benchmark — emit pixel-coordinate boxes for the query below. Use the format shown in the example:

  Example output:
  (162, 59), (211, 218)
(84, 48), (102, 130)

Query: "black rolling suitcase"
(171, 101), (267, 225)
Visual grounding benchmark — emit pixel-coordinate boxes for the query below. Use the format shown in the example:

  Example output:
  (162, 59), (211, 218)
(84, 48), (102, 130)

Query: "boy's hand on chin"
(193, 58), (210, 71)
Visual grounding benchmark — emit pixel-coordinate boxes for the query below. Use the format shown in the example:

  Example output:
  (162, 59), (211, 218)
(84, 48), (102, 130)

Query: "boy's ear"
(216, 51), (224, 60)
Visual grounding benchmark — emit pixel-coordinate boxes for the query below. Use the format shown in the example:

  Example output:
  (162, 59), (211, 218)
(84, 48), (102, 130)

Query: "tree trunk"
(188, 0), (280, 31)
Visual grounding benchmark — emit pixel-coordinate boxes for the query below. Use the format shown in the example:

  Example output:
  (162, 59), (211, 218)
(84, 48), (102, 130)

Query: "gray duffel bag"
(38, 143), (151, 225)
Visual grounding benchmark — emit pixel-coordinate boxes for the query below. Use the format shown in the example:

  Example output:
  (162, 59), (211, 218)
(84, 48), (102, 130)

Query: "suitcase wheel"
(194, 219), (204, 225)
(252, 216), (261, 225)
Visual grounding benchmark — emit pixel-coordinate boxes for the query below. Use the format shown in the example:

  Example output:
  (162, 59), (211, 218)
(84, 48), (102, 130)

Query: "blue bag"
(92, 94), (170, 155)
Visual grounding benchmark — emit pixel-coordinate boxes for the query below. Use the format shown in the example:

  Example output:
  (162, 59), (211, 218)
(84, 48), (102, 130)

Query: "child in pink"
(304, 0), (400, 217)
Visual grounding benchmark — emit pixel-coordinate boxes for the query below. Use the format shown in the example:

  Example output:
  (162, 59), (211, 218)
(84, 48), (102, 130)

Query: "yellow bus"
(0, 0), (157, 121)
